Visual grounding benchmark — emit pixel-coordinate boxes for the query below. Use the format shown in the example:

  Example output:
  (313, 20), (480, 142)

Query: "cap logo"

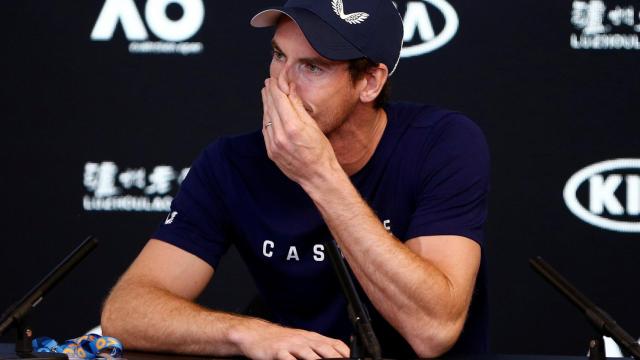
(331, 0), (369, 24)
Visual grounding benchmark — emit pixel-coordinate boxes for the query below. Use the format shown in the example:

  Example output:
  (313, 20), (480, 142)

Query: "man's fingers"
(332, 340), (350, 358)
(288, 83), (316, 128)
(262, 127), (275, 159)
(264, 80), (283, 134)
(244, 323), (348, 360)
(304, 333), (349, 359)
(265, 79), (292, 153)
(261, 84), (277, 159)
(276, 70), (290, 95)
(319, 336), (350, 358)
(275, 350), (298, 360)
(288, 83), (305, 114)
(268, 77), (300, 130)
(263, 80), (278, 121)
(291, 347), (322, 360)
(311, 343), (347, 359)
(261, 86), (271, 128)
(265, 79), (288, 129)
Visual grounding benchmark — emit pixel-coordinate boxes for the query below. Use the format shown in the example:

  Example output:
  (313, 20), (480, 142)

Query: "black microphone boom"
(530, 256), (640, 359)
(325, 239), (382, 360)
(0, 235), (99, 359)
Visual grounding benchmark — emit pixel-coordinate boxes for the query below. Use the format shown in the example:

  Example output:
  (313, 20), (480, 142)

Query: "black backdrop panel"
(2, 0), (640, 356)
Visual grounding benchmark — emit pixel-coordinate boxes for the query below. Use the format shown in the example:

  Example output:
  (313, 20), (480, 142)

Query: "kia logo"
(400, 0), (459, 57)
(563, 158), (640, 233)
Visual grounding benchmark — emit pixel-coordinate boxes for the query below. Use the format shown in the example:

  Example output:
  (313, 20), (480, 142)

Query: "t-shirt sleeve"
(405, 113), (490, 245)
(152, 140), (233, 268)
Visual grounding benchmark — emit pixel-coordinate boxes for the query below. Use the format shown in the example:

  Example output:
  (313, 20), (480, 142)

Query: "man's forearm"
(301, 170), (470, 356)
(102, 237), (351, 360)
(101, 279), (350, 359)
(101, 280), (249, 356)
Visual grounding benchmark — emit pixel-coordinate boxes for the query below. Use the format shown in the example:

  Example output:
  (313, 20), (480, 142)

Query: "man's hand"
(232, 319), (350, 360)
(261, 77), (341, 187)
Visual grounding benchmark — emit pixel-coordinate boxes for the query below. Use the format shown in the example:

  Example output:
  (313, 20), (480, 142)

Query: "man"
(101, 0), (490, 358)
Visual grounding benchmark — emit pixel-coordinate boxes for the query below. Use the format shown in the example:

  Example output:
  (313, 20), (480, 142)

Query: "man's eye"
(272, 50), (285, 61)
(305, 63), (322, 73)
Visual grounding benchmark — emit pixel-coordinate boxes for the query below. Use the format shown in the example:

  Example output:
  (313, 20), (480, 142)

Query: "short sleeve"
(152, 140), (233, 268)
(405, 113), (490, 245)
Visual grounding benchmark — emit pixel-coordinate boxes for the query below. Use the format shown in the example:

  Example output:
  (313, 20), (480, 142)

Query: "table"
(1, 343), (631, 360)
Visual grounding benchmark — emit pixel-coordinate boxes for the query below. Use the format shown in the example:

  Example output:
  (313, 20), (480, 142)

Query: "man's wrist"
(299, 161), (354, 204)
(225, 316), (270, 354)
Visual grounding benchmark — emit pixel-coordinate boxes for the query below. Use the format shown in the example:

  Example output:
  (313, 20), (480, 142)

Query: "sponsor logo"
(262, 240), (326, 262)
(331, 0), (369, 24)
(563, 159), (640, 232)
(165, 211), (178, 224)
(570, 0), (640, 50)
(383, 219), (393, 234)
(91, 0), (205, 55)
(399, 0), (459, 57)
(83, 161), (189, 212)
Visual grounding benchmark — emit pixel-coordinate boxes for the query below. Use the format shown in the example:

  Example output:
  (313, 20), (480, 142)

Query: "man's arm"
(305, 172), (480, 357)
(262, 78), (482, 357)
(101, 239), (349, 360)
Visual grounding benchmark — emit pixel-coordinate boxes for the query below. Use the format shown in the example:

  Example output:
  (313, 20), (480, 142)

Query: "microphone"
(325, 239), (382, 360)
(0, 236), (99, 360)
(530, 256), (640, 360)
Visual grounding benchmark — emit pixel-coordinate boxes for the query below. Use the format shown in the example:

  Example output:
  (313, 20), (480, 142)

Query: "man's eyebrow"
(301, 56), (335, 67)
(271, 39), (337, 67)
(271, 40), (283, 52)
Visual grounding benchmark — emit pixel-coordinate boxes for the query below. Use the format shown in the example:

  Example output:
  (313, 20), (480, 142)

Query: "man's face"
(269, 17), (361, 134)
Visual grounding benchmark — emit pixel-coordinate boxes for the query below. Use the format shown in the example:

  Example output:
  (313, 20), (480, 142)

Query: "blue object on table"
(32, 334), (123, 359)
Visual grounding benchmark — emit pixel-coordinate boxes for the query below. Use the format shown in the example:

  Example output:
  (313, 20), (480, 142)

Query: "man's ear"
(358, 64), (389, 104)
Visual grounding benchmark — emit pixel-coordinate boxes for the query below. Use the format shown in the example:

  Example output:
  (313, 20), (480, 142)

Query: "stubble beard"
(314, 97), (360, 137)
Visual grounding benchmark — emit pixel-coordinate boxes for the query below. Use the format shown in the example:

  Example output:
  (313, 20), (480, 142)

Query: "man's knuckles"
(275, 348), (292, 359)
(271, 133), (286, 151)
(283, 125), (301, 140)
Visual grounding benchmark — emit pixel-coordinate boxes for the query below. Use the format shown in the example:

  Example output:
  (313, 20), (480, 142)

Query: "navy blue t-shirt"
(153, 102), (490, 357)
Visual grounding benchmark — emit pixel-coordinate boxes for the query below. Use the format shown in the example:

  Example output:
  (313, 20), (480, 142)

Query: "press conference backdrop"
(1, 0), (639, 355)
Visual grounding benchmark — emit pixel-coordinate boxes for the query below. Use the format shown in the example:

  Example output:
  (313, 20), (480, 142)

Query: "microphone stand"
(1, 236), (99, 360)
(530, 256), (640, 360)
(325, 240), (382, 360)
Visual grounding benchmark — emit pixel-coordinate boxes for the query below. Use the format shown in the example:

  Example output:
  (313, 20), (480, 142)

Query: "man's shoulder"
(186, 130), (266, 179)
(386, 101), (477, 130)
(386, 102), (484, 145)
(201, 130), (265, 159)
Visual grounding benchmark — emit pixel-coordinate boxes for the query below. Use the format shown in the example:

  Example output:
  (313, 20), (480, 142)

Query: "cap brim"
(250, 8), (365, 61)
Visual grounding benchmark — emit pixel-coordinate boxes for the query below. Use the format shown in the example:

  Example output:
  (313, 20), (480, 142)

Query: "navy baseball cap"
(251, 0), (404, 75)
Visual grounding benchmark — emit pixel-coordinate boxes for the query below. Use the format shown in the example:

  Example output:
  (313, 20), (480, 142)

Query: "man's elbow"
(100, 282), (139, 344)
(407, 318), (465, 358)
(100, 293), (122, 338)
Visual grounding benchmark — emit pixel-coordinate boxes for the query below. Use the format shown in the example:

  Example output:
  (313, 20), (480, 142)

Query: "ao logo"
(400, 0), (459, 57)
(563, 159), (640, 233)
(91, 0), (204, 42)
